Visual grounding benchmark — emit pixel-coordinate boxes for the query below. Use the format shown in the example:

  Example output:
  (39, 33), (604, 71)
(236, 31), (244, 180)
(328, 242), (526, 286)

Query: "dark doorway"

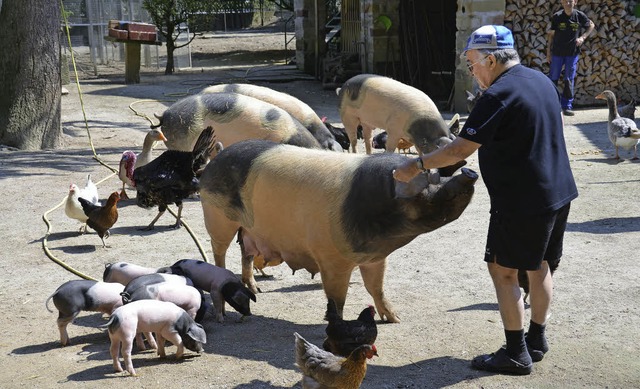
(398, 0), (457, 109)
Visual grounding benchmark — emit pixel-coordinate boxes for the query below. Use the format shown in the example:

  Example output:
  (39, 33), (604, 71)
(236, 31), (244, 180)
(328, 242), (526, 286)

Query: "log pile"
(505, 0), (640, 106)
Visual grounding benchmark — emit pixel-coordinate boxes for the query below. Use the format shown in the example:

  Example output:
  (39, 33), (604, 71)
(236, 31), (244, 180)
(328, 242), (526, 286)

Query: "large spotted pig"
(198, 140), (477, 322)
(152, 92), (321, 153)
(106, 300), (207, 376)
(338, 73), (453, 154)
(201, 83), (342, 151)
(46, 280), (125, 346)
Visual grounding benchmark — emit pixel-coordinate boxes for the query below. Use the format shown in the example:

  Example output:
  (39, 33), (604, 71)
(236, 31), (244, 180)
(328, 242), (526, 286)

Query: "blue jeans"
(548, 55), (580, 110)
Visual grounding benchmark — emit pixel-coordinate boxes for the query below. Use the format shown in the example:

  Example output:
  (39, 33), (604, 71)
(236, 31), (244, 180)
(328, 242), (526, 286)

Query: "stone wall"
(294, 0), (326, 76)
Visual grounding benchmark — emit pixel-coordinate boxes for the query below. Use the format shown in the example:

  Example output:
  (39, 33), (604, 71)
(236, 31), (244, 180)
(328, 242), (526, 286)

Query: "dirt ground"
(1, 27), (639, 389)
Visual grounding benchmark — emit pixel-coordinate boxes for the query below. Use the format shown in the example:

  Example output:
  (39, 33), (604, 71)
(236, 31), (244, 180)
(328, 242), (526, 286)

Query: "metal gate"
(341, 0), (361, 67)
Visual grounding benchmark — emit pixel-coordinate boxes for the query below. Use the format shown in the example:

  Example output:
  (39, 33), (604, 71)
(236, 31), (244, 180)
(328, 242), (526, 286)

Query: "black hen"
(372, 131), (388, 150)
(323, 299), (377, 357)
(133, 126), (216, 230)
(325, 123), (363, 151)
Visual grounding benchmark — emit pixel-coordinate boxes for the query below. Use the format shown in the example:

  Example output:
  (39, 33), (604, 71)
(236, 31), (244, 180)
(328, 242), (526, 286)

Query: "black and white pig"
(46, 280), (124, 346)
(201, 83), (342, 152)
(337, 73), (454, 154)
(161, 259), (256, 323)
(106, 300), (207, 376)
(122, 273), (193, 296)
(121, 279), (207, 323)
(198, 140), (477, 323)
(152, 92), (321, 153)
(102, 262), (159, 285)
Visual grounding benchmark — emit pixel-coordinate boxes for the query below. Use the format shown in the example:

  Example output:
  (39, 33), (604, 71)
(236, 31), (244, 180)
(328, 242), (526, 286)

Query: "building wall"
(295, 0), (638, 112)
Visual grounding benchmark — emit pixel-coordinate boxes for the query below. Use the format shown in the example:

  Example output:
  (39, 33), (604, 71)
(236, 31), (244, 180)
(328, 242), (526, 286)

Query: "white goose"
(595, 90), (640, 160)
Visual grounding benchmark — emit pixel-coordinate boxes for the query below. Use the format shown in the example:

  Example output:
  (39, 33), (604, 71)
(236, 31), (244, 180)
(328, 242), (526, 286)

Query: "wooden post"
(125, 42), (141, 84)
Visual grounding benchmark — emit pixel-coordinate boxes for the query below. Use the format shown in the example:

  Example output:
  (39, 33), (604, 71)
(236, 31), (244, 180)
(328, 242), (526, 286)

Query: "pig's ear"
(438, 160), (467, 177)
(246, 288), (257, 302)
(188, 324), (207, 344)
(394, 171), (429, 199)
(221, 282), (255, 315)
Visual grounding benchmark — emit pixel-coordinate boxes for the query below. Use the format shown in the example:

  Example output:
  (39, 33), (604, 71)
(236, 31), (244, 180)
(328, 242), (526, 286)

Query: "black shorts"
(484, 203), (571, 270)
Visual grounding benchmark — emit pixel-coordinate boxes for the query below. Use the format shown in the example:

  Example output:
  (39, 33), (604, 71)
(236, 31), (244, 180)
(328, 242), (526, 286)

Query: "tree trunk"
(165, 39), (176, 75)
(164, 24), (175, 75)
(0, 0), (62, 150)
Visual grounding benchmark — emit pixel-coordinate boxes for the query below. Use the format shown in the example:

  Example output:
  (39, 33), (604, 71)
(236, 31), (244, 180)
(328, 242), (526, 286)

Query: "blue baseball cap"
(462, 25), (514, 54)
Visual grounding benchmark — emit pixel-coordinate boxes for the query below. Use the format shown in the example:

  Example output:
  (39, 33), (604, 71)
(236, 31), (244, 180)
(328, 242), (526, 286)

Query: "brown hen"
(323, 299), (377, 357)
(294, 332), (377, 389)
(78, 191), (120, 248)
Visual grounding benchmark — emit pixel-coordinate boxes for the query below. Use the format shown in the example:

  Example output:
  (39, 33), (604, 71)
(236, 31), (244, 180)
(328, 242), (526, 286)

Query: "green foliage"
(263, 0), (293, 12)
(143, 0), (207, 39)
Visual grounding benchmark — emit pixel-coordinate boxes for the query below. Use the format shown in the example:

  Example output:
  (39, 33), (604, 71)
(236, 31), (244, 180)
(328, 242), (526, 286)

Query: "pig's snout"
(460, 167), (479, 183)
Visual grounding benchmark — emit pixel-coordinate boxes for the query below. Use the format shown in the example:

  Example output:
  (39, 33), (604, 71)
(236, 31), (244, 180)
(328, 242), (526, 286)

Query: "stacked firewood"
(505, 0), (640, 105)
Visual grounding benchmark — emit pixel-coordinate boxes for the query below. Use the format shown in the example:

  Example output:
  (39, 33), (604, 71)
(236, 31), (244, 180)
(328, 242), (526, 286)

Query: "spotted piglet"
(46, 280), (156, 350)
(46, 280), (125, 346)
(102, 262), (159, 286)
(162, 259), (256, 322)
(106, 300), (207, 376)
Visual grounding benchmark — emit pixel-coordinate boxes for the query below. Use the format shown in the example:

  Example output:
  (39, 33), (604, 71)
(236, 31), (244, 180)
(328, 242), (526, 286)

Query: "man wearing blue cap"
(393, 25), (578, 375)
(547, 0), (595, 116)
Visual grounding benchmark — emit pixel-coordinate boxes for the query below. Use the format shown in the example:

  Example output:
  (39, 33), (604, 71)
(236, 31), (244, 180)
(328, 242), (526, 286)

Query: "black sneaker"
(471, 347), (533, 375)
(563, 109), (575, 116)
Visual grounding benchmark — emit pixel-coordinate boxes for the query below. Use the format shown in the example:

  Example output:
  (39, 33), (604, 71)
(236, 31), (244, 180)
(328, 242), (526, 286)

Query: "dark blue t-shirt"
(459, 64), (578, 215)
(551, 9), (592, 56)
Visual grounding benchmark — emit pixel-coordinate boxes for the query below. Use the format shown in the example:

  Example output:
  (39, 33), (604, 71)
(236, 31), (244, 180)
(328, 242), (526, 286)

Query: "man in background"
(547, 0), (595, 116)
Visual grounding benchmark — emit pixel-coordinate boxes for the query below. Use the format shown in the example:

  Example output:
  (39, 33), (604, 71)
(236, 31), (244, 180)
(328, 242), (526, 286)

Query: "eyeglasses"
(466, 55), (490, 73)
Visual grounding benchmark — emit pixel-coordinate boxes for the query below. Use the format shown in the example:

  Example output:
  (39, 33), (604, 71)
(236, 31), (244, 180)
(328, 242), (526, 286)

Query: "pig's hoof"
(381, 311), (401, 323)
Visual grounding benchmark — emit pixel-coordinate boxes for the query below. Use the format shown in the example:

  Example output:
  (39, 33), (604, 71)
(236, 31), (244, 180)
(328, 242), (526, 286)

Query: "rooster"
(64, 174), (100, 234)
(295, 332), (377, 389)
(323, 299), (377, 357)
(78, 191), (120, 248)
(133, 126), (217, 230)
